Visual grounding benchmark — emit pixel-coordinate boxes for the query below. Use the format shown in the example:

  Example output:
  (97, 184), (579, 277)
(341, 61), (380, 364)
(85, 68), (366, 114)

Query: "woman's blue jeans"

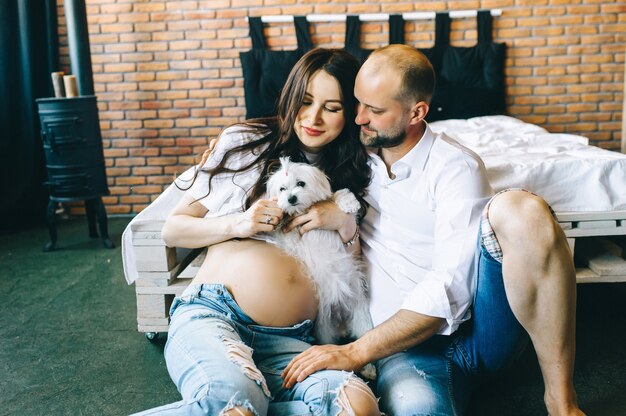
(375, 241), (530, 416)
(131, 283), (364, 416)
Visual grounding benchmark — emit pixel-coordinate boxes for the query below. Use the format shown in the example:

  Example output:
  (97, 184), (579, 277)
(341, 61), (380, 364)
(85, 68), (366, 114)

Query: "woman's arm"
(162, 194), (283, 249)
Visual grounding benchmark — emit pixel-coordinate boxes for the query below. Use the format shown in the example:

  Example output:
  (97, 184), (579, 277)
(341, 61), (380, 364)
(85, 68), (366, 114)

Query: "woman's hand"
(284, 200), (357, 243)
(232, 198), (284, 238)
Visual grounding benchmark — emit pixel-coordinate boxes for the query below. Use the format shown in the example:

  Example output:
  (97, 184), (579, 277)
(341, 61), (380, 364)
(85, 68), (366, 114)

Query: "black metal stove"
(36, 95), (114, 251)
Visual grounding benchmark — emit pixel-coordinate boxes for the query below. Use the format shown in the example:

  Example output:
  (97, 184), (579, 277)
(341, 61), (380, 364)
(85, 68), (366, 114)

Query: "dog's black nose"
(288, 195), (297, 205)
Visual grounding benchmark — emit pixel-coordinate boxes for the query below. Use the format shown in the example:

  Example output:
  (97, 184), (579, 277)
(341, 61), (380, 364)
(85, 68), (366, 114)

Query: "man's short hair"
(370, 45), (435, 105)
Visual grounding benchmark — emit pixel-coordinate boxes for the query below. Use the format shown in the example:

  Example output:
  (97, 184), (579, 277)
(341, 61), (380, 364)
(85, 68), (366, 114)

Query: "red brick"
(162, 147), (194, 156)
(167, 21), (201, 31)
(144, 139), (176, 147)
(125, 91), (157, 100)
(117, 13), (149, 24)
(116, 177), (146, 185)
(128, 148), (160, 158)
(156, 91), (188, 101)
(151, 12), (184, 22)
(120, 195), (150, 204)
(567, 103), (598, 112)
(133, 3), (165, 12)
(547, 93), (578, 105)
(133, 167), (163, 176)
(138, 81), (170, 91)
(176, 118), (207, 128)
(120, 33), (152, 43)
(100, 23), (133, 33)
(548, 114), (578, 123)
(141, 101), (172, 110)
(152, 32), (184, 41)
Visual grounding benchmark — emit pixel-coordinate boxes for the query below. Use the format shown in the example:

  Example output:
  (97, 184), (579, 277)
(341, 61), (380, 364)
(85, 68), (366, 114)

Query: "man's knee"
(488, 190), (559, 245)
(377, 368), (454, 416)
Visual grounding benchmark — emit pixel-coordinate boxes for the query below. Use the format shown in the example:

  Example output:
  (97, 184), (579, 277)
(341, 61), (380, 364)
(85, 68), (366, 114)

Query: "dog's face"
(267, 157), (332, 215)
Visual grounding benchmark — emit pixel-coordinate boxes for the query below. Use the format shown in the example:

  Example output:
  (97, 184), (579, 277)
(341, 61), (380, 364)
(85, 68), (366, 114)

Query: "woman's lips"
(303, 126), (323, 136)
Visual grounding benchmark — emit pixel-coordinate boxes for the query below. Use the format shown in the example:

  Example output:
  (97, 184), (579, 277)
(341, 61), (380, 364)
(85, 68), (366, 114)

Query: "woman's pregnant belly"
(191, 238), (318, 327)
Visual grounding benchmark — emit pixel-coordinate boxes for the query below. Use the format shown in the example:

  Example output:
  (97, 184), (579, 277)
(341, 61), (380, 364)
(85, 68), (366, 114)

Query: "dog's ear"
(279, 156), (291, 168)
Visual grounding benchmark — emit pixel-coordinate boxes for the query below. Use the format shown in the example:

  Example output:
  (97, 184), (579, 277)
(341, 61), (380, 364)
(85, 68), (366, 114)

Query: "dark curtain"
(0, 0), (58, 234)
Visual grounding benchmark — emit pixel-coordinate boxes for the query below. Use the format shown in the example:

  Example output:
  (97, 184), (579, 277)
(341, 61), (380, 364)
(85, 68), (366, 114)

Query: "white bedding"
(430, 116), (626, 213)
(122, 116), (626, 284)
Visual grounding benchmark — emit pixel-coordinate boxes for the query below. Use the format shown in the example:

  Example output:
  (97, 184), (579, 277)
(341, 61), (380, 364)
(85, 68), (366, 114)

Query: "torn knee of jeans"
(412, 366), (428, 380)
(333, 372), (379, 416)
(222, 338), (271, 398)
(216, 322), (236, 332)
(219, 393), (260, 416)
(191, 312), (227, 321)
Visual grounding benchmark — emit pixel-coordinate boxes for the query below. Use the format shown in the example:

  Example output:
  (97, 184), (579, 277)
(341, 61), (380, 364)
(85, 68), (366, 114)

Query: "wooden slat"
(586, 252), (626, 276)
(136, 294), (169, 318)
(138, 324), (170, 333)
(137, 317), (169, 326)
(135, 245), (177, 271)
(557, 211), (626, 222)
(564, 227), (626, 238)
(135, 278), (190, 295)
(575, 220), (618, 229)
(131, 221), (165, 232)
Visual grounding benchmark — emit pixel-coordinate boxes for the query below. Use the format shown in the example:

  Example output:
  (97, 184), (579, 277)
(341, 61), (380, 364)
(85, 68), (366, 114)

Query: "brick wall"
(56, 0), (625, 215)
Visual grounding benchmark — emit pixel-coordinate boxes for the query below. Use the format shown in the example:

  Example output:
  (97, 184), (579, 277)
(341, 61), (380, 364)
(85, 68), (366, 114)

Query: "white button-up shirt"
(361, 124), (493, 335)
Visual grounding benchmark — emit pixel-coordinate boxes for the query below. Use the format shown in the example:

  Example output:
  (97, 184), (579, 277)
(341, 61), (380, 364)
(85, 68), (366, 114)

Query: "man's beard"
(360, 126), (407, 148)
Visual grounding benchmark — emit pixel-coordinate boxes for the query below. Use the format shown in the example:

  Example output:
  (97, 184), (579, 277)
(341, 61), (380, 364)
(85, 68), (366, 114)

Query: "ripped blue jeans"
(131, 283), (367, 416)
(375, 228), (530, 416)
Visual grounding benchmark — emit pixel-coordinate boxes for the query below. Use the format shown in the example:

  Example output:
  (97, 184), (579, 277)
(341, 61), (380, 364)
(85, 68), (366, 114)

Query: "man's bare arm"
(281, 309), (443, 388)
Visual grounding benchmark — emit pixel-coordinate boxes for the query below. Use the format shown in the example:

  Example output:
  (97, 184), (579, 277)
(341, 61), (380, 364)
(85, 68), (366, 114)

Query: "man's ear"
(409, 101), (429, 125)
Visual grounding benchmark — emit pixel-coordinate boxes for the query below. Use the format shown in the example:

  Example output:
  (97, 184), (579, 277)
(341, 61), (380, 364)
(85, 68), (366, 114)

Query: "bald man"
(281, 45), (584, 416)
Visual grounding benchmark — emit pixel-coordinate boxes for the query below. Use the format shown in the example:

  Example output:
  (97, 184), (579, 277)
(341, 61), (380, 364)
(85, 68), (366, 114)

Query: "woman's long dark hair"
(192, 48), (371, 215)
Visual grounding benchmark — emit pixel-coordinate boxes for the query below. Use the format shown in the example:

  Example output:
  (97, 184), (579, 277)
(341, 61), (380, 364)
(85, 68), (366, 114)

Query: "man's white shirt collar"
(367, 123), (437, 181)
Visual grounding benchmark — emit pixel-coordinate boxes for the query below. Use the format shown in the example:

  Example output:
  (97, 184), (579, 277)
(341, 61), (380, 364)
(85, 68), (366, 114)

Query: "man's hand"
(283, 200), (357, 245)
(281, 343), (366, 389)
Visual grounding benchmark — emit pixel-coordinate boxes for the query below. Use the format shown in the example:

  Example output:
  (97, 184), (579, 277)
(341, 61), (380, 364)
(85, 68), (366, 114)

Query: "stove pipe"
(63, 0), (94, 95)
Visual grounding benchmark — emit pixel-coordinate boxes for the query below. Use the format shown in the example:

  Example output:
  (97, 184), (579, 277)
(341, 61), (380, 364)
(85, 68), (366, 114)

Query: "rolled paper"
(51, 71), (65, 97)
(63, 75), (78, 97)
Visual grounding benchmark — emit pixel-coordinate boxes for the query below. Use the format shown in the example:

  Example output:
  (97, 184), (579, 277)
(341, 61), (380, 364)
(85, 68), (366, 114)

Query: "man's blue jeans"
(131, 283), (369, 416)
(375, 241), (530, 416)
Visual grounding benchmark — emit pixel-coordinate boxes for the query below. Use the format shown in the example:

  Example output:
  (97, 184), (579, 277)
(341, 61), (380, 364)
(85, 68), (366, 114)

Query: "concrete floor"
(0, 217), (625, 415)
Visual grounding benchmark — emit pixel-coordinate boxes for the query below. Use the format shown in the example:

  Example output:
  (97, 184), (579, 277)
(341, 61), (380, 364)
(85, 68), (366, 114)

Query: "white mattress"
(430, 116), (626, 213)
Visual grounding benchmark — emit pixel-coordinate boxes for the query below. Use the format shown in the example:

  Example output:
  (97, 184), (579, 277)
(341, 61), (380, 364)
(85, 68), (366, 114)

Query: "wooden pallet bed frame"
(131, 210), (626, 336)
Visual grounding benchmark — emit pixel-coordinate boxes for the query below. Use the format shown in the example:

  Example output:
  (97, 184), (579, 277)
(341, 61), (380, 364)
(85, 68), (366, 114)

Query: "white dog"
(266, 157), (374, 346)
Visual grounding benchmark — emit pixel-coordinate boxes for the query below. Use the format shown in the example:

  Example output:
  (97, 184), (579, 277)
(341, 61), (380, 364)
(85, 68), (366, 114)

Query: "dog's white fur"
(266, 157), (374, 346)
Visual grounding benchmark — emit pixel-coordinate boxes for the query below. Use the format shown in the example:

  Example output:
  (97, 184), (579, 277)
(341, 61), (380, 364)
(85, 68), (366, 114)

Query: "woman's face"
(294, 70), (346, 154)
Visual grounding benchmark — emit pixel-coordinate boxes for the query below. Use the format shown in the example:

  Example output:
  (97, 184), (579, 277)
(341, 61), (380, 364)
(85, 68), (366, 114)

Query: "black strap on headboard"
(345, 15), (406, 63)
(240, 17), (312, 119)
(424, 11), (507, 121)
(389, 14), (405, 45)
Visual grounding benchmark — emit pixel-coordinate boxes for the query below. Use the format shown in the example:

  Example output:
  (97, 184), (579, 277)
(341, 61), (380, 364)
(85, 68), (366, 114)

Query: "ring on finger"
(265, 214), (272, 224)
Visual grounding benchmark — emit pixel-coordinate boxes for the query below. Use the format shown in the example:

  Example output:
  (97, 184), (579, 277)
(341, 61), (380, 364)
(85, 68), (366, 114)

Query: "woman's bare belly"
(191, 238), (318, 327)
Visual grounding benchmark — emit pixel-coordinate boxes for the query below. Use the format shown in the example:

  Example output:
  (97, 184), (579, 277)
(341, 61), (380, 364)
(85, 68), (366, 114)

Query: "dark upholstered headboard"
(421, 11), (507, 122)
(240, 11), (506, 122)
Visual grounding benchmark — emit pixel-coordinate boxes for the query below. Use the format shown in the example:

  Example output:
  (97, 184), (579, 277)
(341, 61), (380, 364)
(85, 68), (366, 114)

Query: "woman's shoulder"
(203, 123), (271, 170)
(219, 123), (271, 147)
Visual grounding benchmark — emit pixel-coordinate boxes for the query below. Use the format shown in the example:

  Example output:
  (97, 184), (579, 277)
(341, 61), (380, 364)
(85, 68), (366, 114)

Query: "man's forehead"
(355, 63), (400, 103)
